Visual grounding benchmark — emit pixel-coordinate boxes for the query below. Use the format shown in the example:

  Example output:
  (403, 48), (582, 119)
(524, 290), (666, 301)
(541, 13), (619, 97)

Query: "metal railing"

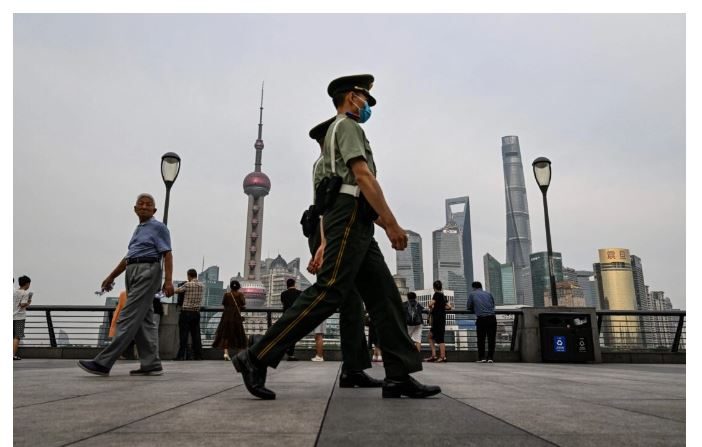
(596, 310), (686, 352)
(21, 306), (685, 353)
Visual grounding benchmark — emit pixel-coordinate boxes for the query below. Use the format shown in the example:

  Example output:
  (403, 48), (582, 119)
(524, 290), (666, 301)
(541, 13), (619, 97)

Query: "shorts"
(313, 320), (326, 335)
(13, 320), (26, 339)
(407, 324), (422, 343)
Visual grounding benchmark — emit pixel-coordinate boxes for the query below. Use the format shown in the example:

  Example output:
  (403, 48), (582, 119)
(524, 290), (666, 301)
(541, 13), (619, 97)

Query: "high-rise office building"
(483, 253), (504, 305)
(396, 230), (424, 292)
(501, 135), (534, 306)
(501, 264), (517, 305)
(544, 281), (586, 307)
(433, 223), (468, 309)
(530, 251), (564, 307)
(483, 253), (517, 306)
(261, 254), (312, 308)
(198, 266), (225, 338)
(445, 197), (474, 289)
(574, 270), (600, 309)
(593, 248), (641, 347)
(630, 255), (651, 310)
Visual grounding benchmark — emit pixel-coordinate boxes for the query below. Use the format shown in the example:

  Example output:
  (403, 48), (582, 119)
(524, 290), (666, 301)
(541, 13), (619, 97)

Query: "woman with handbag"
(212, 280), (247, 361)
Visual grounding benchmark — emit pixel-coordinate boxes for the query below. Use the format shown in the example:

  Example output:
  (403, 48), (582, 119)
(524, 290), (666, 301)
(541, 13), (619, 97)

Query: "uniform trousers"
(308, 224), (371, 373)
(94, 262), (162, 370)
(251, 195), (421, 378)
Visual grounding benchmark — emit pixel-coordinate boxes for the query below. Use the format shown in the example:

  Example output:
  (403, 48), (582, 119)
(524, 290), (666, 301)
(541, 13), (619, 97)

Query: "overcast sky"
(13, 13), (685, 309)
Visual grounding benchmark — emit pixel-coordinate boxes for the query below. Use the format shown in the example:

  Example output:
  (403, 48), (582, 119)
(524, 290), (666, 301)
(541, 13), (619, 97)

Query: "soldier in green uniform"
(232, 74), (441, 400)
(307, 117), (380, 388)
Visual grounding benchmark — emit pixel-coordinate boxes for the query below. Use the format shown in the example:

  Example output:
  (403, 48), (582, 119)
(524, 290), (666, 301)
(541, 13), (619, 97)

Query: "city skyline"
(12, 14), (685, 309)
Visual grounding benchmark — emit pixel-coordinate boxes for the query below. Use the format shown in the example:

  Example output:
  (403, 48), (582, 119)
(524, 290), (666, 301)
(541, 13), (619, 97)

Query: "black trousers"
(251, 195), (420, 378)
(476, 315), (497, 360)
(282, 307), (296, 357)
(177, 310), (202, 359)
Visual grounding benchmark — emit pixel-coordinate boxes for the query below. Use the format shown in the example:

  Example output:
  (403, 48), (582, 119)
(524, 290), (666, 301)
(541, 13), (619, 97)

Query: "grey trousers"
(94, 262), (162, 370)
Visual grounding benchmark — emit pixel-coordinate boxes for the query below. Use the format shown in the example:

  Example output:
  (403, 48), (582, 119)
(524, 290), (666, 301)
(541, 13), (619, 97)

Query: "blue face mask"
(349, 95), (372, 123)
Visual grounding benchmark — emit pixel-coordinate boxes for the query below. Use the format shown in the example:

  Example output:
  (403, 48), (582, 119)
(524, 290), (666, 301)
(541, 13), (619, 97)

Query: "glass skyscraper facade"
(501, 136), (534, 306)
(483, 253), (503, 305)
(530, 251), (564, 307)
(445, 197), (474, 289)
(433, 223), (468, 309)
(396, 230), (424, 292)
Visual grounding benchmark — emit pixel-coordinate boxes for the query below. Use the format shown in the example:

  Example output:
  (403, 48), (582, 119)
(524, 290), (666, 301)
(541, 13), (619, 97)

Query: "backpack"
(405, 301), (423, 326)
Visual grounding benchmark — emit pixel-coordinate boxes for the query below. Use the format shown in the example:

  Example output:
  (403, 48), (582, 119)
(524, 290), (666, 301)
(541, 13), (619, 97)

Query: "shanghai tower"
(242, 85), (271, 282)
(501, 136), (534, 306)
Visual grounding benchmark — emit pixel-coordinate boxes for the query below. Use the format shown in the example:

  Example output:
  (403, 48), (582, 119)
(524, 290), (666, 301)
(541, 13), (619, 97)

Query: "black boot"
(382, 376), (441, 398)
(339, 370), (383, 388)
(231, 349), (276, 400)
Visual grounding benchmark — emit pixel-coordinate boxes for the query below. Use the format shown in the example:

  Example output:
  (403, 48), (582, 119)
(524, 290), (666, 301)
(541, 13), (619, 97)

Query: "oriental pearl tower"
(240, 84), (271, 308)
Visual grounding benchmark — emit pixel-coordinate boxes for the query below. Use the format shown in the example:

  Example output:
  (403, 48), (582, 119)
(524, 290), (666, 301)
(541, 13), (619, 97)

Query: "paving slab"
(13, 359), (685, 447)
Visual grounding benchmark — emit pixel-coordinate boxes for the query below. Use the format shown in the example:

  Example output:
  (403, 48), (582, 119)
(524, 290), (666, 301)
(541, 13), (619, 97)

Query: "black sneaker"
(129, 366), (164, 376)
(78, 360), (110, 376)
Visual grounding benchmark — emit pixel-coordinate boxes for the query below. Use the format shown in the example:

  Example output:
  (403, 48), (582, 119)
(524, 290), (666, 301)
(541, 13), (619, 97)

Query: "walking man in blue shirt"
(467, 281), (497, 363)
(79, 193), (174, 376)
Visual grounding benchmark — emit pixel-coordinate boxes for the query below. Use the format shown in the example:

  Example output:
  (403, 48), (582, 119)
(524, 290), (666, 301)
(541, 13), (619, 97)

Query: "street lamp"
(532, 157), (558, 307)
(161, 152), (181, 226)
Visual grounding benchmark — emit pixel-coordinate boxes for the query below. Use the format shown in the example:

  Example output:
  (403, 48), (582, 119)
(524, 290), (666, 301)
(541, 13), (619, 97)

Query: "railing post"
(510, 313), (519, 352)
(45, 310), (57, 348)
(597, 314), (603, 334)
(671, 315), (684, 353)
(267, 310), (272, 329)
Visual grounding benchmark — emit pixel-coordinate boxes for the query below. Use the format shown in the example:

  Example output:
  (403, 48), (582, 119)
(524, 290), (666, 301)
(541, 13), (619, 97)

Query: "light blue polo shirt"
(126, 217), (171, 259)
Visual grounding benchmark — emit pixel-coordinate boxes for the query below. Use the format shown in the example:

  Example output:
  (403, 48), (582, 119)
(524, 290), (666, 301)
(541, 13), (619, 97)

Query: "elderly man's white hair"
(135, 193), (156, 204)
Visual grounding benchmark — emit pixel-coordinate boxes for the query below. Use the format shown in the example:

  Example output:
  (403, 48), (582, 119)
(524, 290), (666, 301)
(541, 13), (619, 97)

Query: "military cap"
(309, 117), (336, 143)
(327, 74), (376, 107)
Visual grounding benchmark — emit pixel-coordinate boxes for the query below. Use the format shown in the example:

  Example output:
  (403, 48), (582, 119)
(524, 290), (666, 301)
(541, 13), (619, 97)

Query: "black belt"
(126, 256), (160, 265)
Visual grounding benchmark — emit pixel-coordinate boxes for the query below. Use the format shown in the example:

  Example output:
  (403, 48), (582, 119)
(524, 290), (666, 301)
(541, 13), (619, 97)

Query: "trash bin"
(539, 313), (595, 362)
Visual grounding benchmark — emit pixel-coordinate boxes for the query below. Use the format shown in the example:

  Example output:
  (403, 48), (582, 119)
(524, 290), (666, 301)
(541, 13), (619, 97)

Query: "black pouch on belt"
(300, 204), (320, 238)
(316, 175), (343, 212)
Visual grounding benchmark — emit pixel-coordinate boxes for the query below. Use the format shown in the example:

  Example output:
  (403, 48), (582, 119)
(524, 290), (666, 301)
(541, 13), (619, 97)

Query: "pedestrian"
(467, 281), (497, 363)
(13, 275), (33, 360)
(78, 193), (173, 376)
(280, 278), (301, 361)
(426, 280), (452, 363)
(212, 280), (247, 361)
(231, 74), (440, 400)
(305, 117), (380, 386)
(311, 320), (326, 361)
(403, 292), (424, 352)
(174, 268), (205, 360)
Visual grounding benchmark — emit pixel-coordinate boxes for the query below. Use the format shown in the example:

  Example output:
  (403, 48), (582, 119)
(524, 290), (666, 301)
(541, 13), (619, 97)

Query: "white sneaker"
(487, 360), (494, 363)
(476, 359), (487, 363)
(311, 355), (324, 362)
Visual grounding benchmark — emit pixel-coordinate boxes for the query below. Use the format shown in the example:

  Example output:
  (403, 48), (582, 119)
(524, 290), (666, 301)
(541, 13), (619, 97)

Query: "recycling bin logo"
(553, 336), (567, 353)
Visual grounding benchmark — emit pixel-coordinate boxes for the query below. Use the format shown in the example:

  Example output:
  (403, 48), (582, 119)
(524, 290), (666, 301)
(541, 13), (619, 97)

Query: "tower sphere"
(243, 171), (271, 197)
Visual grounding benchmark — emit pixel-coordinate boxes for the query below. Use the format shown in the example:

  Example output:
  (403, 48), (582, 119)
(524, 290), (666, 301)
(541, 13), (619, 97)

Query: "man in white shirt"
(13, 276), (32, 360)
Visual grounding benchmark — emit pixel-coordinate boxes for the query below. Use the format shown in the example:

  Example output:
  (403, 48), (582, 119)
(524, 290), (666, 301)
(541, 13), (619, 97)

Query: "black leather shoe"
(231, 350), (276, 400)
(382, 376), (441, 398)
(78, 360), (110, 376)
(130, 366), (164, 376)
(339, 370), (383, 388)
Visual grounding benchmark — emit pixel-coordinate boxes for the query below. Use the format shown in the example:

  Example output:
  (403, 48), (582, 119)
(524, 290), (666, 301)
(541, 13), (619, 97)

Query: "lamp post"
(160, 152), (181, 226)
(532, 157), (558, 307)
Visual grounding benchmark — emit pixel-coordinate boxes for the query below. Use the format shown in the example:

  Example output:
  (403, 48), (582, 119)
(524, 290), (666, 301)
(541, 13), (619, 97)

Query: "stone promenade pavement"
(13, 359), (685, 446)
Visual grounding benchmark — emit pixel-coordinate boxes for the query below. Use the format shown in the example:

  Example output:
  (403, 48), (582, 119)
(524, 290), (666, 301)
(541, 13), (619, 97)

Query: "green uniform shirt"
(319, 115), (377, 187)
